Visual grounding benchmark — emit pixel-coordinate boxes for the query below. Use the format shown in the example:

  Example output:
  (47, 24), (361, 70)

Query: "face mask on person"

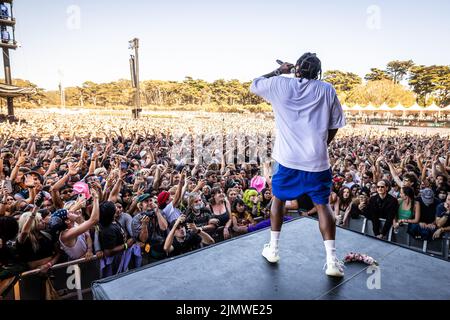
(194, 203), (204, 211)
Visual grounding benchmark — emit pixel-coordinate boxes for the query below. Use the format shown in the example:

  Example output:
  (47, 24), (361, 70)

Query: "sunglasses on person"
(61, 190), (73, 195)
(377, 185), (386, 189)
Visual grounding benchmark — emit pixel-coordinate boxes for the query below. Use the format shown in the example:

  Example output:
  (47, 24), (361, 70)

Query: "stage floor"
(92, 218), (450, 300)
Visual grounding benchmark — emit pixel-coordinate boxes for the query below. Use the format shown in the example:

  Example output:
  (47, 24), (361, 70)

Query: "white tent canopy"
(392, 103), (407, 111)
(379, 104), (392, 111)
(342, 103), (450, 113)
(425, 103), (445, 112)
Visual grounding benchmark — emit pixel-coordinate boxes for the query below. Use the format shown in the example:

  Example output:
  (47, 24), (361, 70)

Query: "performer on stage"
(250, 53), (346, 277)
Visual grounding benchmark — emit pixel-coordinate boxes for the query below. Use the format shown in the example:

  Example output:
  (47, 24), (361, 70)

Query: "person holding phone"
(163, 215), (214, 257)
(0, 181), (15, 216)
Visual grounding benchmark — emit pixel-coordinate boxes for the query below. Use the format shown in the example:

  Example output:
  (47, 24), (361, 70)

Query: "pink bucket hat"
(73, 181), (91, 200)
(250, 176), (266, 193)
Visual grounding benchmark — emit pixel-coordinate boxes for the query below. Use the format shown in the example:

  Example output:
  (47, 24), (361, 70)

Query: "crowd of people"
(0, 110), (449, 298)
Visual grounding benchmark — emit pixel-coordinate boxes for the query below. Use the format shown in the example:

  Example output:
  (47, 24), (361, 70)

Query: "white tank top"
(59, 231), (88, 260)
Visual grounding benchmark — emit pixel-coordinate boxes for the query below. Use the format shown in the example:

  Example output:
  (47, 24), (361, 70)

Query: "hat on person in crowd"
(138, 150), (146, 158)
(31, 165), (43, 171)
(27, 171), (44, 184)
(157, 191), (170, 206)
(48, 208), (69, 236)
(250, 176), (266, 193)
(333, 176), (344, 183)
(73, 181), (91, 200)
(137, 193), (151, 203)
(51, 208), (69, 220)
(94, 168), (108, 176)
(60, 184), (73, 193)
(421, 188), (434, 206)
(175, 163), (185, 172)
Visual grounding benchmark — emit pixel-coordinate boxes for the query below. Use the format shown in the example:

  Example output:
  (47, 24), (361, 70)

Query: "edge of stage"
(92, 217), (450, 300)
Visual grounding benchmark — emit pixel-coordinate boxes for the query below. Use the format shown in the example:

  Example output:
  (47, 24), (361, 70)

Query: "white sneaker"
(262, 243), (280, 263)
(324, 258), (345, 277)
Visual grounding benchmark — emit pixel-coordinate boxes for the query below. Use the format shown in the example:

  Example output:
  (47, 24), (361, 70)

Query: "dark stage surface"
(92, 218), (450, 300)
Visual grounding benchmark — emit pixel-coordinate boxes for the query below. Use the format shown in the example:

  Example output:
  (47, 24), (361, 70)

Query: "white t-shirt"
(343, 181), (356, 189)
(250, 76), (346, 172)
(161, 202), (181, 224)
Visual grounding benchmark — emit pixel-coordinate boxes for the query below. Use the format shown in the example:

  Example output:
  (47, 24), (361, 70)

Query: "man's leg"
(270, 196), (285, 231)
(269, 196), (285, 248)
(262, 196), (285, 263)
(315, 203), (336, 240)
(371, 213), (381, 236)
(315, 203), (344, 277)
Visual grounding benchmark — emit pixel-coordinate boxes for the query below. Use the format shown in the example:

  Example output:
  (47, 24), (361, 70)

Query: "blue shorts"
(272, 162), (332, 205)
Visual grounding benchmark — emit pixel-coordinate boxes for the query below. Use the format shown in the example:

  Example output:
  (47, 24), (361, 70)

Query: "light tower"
(0, 0), (18, 120)
(129, 38), (141, 119)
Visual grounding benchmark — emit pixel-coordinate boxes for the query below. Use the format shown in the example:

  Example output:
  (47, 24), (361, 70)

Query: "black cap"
(27, 171), (44, 184)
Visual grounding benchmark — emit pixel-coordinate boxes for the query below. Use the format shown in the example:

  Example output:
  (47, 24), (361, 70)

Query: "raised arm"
(263, 161), (272, 189)
(9, 150), (27, 182)
(0, 185), (8, 216)
(87, 150), (100, 177)
(0, 157), (3, 180)
(387, 161), (403, 188)
(108, 173), (125, 203)
(61, 190), (100, 242)
(164, 215), (185, 254)
(51, 162), (79, 192)
(18, 207), (38, 244)
(155, 207), (168, 231)
(152, 166), (163, 190)
(171, 173), (185, 208)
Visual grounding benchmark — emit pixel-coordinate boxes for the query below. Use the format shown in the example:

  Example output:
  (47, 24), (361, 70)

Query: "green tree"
(8, 79), (46, 106)
(82, 81), (99, 107)
(323, 70), (362, 104)
(323, 70), (362, 93)
(432, 65), (450, 107)
(348, 80), (415, 106)
(364, 68), (393, 82)
(386, 60), (414, 84)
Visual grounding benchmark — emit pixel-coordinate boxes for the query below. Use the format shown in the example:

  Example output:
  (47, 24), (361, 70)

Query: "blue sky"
(9, 0), (450, 90)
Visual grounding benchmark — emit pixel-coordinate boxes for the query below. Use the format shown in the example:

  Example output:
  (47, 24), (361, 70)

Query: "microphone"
(276, 59), (295, 74)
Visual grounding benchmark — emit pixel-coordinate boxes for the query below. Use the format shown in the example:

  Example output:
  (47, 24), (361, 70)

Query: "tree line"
(3, 60), (449, 111)
(324, 60), (450, 107)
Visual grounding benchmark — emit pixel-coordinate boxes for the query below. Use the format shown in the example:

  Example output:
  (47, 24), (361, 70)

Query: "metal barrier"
(7, 252), (156, 300)
(344, 216), (449, 260)
(11, 256), (102, 300)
